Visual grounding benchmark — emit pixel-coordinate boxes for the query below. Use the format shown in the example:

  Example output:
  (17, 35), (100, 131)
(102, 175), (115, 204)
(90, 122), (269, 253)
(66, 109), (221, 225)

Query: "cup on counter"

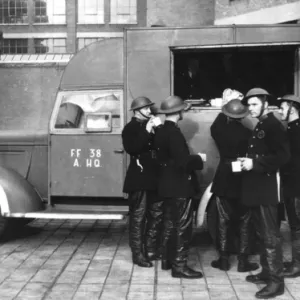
(210, 98), (223, 107)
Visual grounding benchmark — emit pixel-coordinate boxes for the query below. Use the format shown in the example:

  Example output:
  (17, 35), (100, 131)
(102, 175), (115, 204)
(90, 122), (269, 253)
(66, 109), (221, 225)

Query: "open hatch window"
(173, 45), (296, 108)
(51, 89), (123, 133)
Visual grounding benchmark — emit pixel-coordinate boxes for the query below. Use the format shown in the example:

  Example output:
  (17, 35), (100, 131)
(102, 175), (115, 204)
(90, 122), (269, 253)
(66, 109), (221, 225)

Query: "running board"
(3, 205), (128, 220)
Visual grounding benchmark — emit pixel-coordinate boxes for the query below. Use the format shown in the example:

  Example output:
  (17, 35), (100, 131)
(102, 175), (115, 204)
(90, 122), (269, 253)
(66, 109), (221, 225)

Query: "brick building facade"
(0, 0), (147, 54)
(0, 0), (217, 55)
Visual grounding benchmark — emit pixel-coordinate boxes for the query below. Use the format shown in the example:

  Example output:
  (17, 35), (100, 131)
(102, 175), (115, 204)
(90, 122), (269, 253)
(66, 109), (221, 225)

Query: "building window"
(110, 0), (137, 24)
(2, 38), (28, 53)
(34, 0), (66, 24)
(77, 38), (103, 51)
(34, 38), (66, 53)
(0, 0), (28, 24)
(77, 0), (104, 24)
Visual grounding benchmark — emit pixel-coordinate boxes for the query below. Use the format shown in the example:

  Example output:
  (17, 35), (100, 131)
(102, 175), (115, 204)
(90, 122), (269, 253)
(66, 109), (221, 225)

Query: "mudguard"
(0, 166), (44, 216)
(196, 182), (213, 227)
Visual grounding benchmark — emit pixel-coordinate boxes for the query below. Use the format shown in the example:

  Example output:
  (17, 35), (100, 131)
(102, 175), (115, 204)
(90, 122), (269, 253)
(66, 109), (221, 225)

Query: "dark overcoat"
(241, 113), (290, 207)
(122, 117), (158, 193)
(154, 120), (203, 198)
(281, 119), (300, 197)
(210, 113), (252, 199)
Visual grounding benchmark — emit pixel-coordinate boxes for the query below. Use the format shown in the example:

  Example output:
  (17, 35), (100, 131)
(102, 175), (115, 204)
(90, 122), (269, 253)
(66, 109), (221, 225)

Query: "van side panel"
(0, 66), (64, 131)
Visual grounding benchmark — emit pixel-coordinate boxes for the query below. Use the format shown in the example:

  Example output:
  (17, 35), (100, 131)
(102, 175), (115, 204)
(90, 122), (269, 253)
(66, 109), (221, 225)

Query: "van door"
(49, 89), (125, 198)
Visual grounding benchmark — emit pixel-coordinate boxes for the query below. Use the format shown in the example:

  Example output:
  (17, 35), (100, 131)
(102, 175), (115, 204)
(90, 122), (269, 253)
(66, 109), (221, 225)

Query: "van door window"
(51, 90), (123, 133)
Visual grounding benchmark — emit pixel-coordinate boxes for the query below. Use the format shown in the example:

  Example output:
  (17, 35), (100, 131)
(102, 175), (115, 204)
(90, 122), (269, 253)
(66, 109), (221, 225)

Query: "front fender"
(0, 166), (44, 216)
(196, 182), (213, 227)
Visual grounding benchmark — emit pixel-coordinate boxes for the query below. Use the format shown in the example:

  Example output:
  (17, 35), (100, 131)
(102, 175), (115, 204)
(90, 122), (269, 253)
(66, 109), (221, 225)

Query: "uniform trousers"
(128, 191), (163, 255)
(250, 205), (283, 283)
(284, 197), (300, 265)
(215, 197), (252, 256)
(161, 198), (193, 270)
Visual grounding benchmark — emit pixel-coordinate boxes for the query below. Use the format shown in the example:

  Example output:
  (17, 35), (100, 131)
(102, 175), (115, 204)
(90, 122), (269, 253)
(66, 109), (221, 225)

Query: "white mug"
(232, 161), (242, 172)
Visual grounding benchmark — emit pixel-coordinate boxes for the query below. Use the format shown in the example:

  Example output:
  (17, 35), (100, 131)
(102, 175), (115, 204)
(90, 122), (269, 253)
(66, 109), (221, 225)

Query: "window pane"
(85, 0), (97, 15)
(2, 38), (28, 54)
(53, 0), (65, 15)
(110, 0), (136, 24)
(0, 0), (28, 24)
(34, 38), (66, 54)
(34, 0), (66, 24)
(77, 0), (103, 24)
(55, 90), (122, 132)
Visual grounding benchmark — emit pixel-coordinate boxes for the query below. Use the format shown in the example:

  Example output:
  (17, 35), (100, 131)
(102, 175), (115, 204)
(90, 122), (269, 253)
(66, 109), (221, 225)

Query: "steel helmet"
(150, 104), (160, 116)
(130, 96), (154, 111)
(241, 88), (272, 105)
(159, 95), (189, 114)
(222, 99), (249, 119)
(277, 94), (300, 107)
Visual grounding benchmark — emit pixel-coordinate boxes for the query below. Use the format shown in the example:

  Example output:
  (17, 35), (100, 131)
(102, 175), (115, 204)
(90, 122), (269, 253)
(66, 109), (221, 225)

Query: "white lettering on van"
(94, 159), (101, 167)
(73, 158), (80, 167)
(89, 149), (102, 158)
(86, 158), (101, 168)
(71, 148), (81, 157)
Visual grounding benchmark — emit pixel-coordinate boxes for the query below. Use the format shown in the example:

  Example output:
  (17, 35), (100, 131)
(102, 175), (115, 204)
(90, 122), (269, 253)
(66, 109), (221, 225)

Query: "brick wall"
(147, 0), (215, 27)
(216, 0), (299, 20)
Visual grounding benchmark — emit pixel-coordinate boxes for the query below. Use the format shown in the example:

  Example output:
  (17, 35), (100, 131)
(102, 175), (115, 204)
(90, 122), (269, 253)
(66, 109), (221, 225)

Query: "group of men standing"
(121, 88), (300, 299)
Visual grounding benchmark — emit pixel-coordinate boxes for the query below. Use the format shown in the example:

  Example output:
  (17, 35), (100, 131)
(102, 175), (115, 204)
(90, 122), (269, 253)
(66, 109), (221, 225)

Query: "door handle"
(114, 149), (124, 154)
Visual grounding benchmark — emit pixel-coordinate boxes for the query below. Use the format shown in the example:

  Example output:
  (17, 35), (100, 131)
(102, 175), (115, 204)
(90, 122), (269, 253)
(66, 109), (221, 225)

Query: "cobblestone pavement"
(0, 218), (299, 300)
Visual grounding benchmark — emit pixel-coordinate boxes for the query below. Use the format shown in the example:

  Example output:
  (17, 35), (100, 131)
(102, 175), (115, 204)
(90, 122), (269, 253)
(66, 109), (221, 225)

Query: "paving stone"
(129, 284), (154, 292)
(31, 269), (61, 283)
(127, 291), (154, 300)
(156, 292), (183, 299)
(183, 290), (210, 300)
(0, 280), (27, 298)
(56, 270), (85, 284)
(72, 284), (103, 300)
(100, 284), (129, 300)
(15, 282), (51, 299)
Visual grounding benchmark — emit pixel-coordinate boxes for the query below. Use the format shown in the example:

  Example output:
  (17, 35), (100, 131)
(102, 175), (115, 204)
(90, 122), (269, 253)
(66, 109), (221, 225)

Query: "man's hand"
(146, 117), (161, 133)
(238, 157), (253, 171)
(146, 118), (155, 133)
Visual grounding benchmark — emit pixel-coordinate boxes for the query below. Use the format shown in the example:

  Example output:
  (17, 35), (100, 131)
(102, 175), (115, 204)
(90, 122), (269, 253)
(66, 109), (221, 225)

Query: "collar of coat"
(258, 112), (272, 122)
(164, 120), (179, 127)
(132, 117), (146, 124)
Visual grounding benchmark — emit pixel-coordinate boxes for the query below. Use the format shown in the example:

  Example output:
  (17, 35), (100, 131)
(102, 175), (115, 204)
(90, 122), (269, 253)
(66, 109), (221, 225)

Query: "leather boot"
(255, 282), (284, 299)
(283, 264), (300, 278)
(132, 253), (153, 268)
(161, 259), (172, 270)
(211, 254), (230, 271)
(172, 266), (203, 279)
(237, 255), (259, 272)
(246, 272), (269, 284)
(146, 251), (162, 261)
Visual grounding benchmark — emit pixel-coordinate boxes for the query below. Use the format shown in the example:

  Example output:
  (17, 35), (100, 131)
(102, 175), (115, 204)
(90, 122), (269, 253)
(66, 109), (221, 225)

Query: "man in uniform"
(122, 96), (163, 268)
(278, 95), (300, 278)
(154, 95), (205, 279)
(239, 88), (290, 299)
(210, 99), (259, 273)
